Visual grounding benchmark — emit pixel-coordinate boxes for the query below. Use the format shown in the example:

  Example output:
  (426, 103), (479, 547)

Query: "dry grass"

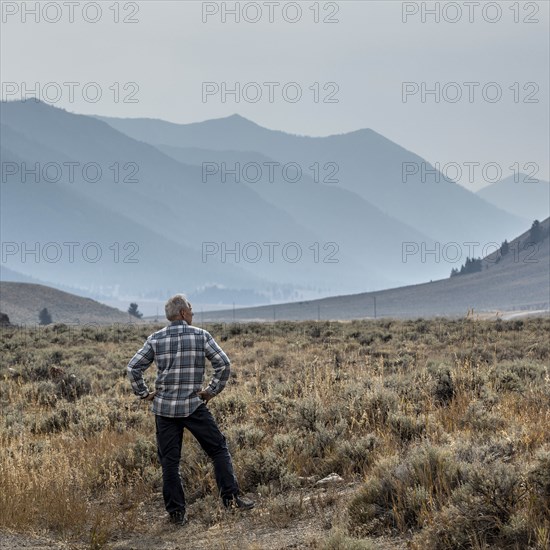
(0, 318), (549, 549)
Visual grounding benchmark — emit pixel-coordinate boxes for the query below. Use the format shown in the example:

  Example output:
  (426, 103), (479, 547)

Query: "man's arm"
(127, 338), (155, 398)
(202, 331), (231, 398)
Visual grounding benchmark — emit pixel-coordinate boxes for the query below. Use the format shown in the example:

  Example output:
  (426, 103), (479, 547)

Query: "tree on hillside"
(0, 312), (11, 326)
(128, 303), (143, 319)
(460, 257), (482, 275)
(500, 239), (509, 256)
(39, 308), (52, 325)
(530, 220), (542, 243)
(451, 257), (483, 277)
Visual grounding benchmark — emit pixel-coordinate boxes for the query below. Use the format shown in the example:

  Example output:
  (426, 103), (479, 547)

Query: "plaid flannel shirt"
(127, 320), (231, 417)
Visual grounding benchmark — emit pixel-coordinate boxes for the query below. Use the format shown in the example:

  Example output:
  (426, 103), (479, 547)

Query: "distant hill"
(0, 282), (132, 325)
(476, 174), (550, 221)
(201, 218), (550, 321)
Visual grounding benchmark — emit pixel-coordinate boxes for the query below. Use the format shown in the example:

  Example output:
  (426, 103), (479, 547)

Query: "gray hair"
(165, 294), (191, 321)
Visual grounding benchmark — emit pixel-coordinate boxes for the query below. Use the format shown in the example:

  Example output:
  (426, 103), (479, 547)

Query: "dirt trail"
(1, 484), (408, 550)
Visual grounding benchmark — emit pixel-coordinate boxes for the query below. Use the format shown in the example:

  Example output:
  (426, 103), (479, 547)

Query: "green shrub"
(238, 449), (286, 490)
(349, 445), (462, 535)
(388, 413), (425, 443)
(433, 368), (455, 406)
(417, 461), (526, 549)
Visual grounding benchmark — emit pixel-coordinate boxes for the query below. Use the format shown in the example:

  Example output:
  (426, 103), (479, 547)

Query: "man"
(127, 294), (254, 526)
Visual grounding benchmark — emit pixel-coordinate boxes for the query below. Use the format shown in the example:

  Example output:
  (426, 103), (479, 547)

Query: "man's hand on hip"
(198, 390), (214, 403)
(142, 391), (157, 401)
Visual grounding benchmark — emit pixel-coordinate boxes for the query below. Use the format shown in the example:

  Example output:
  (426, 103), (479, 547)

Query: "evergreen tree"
(500, 239), (509, 255)
(128, 303), (143, 319)
(39, 308), (52, 325)
(530, 220), (541, 243)
(472, 257), (482, 273)
(456, 257), (483, 276)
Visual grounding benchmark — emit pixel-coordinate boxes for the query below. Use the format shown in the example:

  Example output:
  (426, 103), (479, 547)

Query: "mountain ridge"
(98, 108), (527, 246)
(476, 173), (550, 221)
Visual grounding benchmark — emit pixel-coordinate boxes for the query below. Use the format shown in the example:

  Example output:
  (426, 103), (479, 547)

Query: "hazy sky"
(1, 0), (548, 190)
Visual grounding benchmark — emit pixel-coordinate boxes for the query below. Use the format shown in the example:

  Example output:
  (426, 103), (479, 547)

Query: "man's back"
(127, 320), (231, 417)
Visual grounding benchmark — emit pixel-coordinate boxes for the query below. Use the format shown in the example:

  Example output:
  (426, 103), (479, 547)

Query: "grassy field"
(0, 318), (549, 549)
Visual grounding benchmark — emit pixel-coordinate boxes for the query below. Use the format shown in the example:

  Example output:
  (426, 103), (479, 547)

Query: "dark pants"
(155, 404), (239, 514)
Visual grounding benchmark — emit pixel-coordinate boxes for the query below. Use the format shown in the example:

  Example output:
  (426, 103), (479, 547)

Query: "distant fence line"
(504, 302), (550, 312)
(0, 320), (141, 334)
(1, 301), (549, 333)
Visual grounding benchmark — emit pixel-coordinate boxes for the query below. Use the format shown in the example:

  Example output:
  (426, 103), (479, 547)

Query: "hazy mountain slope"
(0, 282), (130, 325)
(100, 114), (527, 245)
(1, 102), (317, 249)
(2, 100), (444, 297)
(157, 144), (445, 285)
(0, 264), (125, 302)
(0, 126), (263, 296)
(1, 102), (344, 295)
(0, 265), (43, 285)
(1, 147), (251, 296)
(476, 174), (550, 221)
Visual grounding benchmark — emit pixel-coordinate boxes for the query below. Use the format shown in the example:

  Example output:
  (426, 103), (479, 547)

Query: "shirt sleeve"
(127, 337), (155, 397)
(204, 331), (231, 396)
